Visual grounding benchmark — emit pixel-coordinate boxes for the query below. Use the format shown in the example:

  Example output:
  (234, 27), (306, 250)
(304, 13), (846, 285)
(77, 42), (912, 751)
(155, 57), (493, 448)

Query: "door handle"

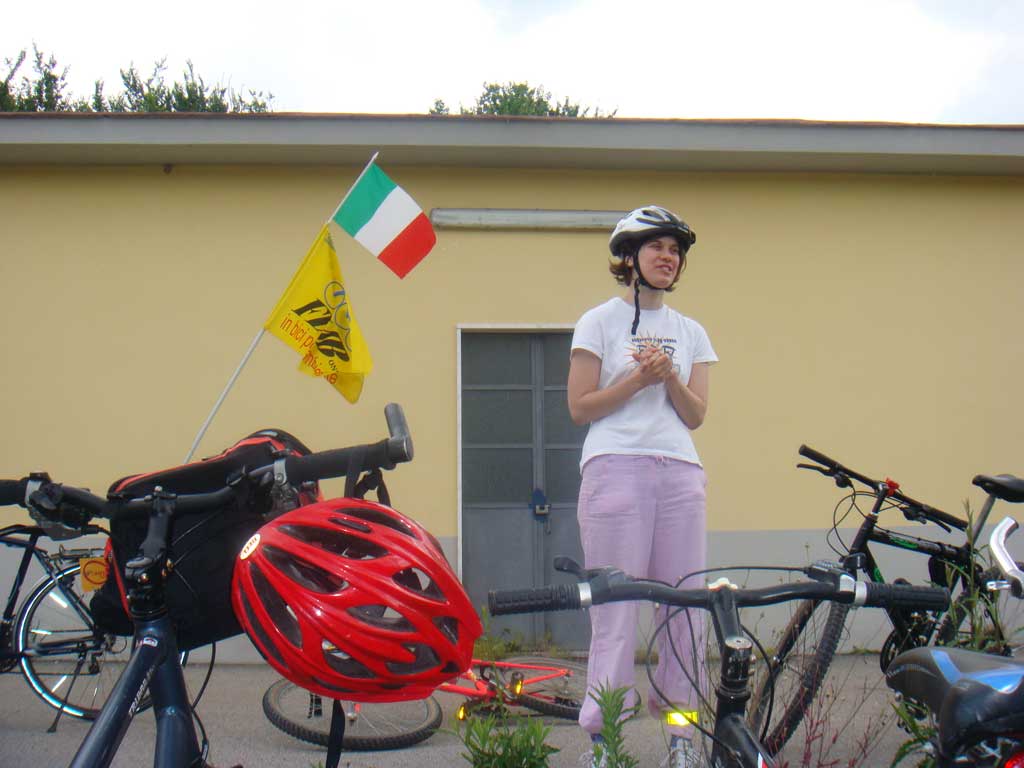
(530, 489), (551, 533)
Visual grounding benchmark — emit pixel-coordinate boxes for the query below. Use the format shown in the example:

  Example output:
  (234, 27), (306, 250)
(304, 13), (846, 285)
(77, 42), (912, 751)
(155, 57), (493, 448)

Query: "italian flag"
(332, 161), (436, 278)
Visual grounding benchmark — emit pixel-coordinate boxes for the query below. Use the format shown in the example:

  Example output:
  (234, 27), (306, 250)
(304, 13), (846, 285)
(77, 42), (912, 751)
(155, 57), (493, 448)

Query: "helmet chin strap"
(630, 258), (662, 336)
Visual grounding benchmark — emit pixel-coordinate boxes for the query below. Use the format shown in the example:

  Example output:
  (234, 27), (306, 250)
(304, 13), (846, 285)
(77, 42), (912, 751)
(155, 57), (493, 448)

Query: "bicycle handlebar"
(798, 444), (966, 531)
(0, 478), (28, 507)
(0, 403), (414, 526)
(488, 571), (950, 616)
(990, 516), (1024, 598)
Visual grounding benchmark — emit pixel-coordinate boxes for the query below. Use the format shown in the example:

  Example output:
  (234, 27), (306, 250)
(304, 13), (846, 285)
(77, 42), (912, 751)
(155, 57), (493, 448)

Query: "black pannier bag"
(90, 429), (320, 651)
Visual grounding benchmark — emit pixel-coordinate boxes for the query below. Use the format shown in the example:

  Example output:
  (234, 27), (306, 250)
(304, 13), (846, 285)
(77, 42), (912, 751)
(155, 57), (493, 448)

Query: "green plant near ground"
(473, 607), (526, 660)
(457, 709), (559, 768)
(890, 700), (936, 768)
(591, 683), (642, 768)
(473, 608), (573, 660)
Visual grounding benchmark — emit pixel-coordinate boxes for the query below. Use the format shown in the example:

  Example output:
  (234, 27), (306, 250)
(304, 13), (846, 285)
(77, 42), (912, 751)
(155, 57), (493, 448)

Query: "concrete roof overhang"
(2, 112), (1023, 175)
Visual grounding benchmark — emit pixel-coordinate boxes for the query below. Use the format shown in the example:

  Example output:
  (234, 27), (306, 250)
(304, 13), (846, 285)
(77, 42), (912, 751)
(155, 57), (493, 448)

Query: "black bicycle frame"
(68, 494), (201, 768)
(840, 484), (987, 644)
(706, 587), (777, 768)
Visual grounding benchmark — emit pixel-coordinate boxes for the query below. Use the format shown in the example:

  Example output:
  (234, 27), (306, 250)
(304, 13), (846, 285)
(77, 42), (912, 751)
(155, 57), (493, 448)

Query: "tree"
(430, 81), (614, 118)
(1, 46), (272, 113)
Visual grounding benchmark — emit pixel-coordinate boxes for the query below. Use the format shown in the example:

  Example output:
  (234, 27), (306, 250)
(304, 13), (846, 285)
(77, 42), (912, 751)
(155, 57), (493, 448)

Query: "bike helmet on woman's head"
(609, 205), (697, 335)
(609, 205), (696, 259)
(231, 498), (482, 702)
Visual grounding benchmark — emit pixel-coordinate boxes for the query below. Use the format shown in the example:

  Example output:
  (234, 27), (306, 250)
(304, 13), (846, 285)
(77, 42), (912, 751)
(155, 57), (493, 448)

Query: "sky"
(3, 0), (1023, 124)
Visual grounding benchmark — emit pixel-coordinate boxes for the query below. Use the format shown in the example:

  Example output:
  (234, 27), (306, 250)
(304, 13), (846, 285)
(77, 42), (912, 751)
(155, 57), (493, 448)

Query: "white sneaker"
(579, 735), (608, 768)
(661, 735), (703, 768)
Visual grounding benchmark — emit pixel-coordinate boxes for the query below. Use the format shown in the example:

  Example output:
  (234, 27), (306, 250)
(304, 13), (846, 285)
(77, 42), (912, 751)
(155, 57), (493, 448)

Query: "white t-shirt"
(571, 297), (718, 471)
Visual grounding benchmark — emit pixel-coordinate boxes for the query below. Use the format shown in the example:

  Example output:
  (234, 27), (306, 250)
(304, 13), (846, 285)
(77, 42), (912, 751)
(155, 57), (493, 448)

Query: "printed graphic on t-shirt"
(627, 331), (681, 374)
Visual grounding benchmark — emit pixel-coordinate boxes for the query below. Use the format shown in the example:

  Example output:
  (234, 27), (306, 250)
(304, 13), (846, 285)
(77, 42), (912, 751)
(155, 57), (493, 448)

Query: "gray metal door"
(460, 332), (590, 650)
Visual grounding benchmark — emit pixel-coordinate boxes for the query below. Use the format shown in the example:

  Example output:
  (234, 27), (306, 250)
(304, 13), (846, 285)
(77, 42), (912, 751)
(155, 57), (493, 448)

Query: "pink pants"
(576, 454), (707, 736)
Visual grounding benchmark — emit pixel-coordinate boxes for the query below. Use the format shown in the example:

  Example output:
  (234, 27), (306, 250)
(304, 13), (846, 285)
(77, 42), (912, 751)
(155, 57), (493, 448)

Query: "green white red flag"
(331, 160), (436, 278)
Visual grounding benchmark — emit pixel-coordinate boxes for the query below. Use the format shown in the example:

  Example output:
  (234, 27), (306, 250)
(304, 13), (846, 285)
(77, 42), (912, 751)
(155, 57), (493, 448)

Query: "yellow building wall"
(1, 163), (1022, 541)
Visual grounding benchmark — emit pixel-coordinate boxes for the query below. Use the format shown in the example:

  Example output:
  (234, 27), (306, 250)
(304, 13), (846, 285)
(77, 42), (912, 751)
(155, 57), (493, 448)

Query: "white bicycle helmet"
(609, 205), (697, 335)
(609, 205), (696, 258)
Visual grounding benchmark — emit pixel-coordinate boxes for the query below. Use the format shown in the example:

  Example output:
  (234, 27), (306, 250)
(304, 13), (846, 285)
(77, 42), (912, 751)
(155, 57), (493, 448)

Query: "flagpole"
(183, 153), (380, 463)
(184, 328), (265, 462)
(327, 150), (380, 225)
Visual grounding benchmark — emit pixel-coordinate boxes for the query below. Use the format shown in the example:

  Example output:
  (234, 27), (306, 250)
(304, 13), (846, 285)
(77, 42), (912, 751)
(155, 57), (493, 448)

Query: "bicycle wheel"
(934, 563), (1024, 655)
(262, 678), (443, 750)
(15, 564), (135, 719)
(502, 655), (589, 720)
(746, 599), (851, 756)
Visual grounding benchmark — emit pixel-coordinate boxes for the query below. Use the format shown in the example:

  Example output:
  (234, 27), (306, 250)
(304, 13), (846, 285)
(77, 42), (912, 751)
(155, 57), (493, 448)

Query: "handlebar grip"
(384, 403), (414, 463)
(488, 585), (582, 616)
(863, 582), (949, 611)
(798, 445), (840, 470)
(287, 441), (394, 485)
(0, 479), (27, 506)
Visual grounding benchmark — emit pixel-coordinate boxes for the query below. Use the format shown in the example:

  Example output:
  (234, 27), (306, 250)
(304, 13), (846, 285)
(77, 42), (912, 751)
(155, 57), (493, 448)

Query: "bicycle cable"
(648, 566), (798, 752)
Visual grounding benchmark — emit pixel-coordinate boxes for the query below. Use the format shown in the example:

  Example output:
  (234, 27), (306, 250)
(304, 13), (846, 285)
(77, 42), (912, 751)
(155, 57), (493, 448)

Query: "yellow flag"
(264, 226), (373, 403)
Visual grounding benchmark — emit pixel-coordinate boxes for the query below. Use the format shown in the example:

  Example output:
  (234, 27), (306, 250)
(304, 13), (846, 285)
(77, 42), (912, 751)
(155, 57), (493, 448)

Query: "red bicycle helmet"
(231, 498), (482, 702)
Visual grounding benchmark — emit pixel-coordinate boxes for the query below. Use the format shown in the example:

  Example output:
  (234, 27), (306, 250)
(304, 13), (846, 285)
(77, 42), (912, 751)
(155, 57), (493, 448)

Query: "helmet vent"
(237, 580), (286, 666)
(279, 524), (387, 560)
(393, 567), (444, 601)
(335, 506), (417, 539)
(387, 644), (440, 676)
(249, 561), (303, 648)
(348, 604), (414, 632)
(264, 543), (348, 594)
(322, 641), (376, 678)
(329, 517), (372, 534)
(433, 616), (459, 645)
(311, 675), (357, 694)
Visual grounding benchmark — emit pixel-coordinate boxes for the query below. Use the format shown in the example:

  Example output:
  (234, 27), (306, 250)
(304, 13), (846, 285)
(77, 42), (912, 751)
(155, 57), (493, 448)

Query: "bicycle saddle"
(886, 646), (1024, 759)
(973, 474), (1024, 504)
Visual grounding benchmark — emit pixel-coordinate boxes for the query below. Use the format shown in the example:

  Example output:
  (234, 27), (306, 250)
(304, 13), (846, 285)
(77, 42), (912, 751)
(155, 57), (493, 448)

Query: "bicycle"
(261, 653), (588, 750)
(886, 511), (1024, 767)
(0, 403), (413, 768)
(487, 555), (950, 767)
(746, 444), (1024, 757)
(0, 513), (127, 722)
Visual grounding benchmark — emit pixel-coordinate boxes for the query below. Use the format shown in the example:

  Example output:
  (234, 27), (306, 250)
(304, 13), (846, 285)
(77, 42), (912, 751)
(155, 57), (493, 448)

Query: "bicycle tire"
(746, 599), (851, 756)
(934, 563), (1024, 655)
(503, 655), (588, 720)
(15, 564), (139, 719)
(262, 678), (443, 750)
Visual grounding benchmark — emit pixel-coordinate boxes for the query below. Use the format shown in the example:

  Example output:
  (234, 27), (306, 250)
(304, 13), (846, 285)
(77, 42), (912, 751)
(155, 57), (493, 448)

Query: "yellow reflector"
(666, 710), (699, 726)
(457, 704), (467, 721)
(513, 680), (524, 695)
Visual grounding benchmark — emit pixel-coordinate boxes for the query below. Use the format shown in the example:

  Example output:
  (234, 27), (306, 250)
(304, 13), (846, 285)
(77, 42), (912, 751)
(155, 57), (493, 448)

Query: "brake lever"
(797, 462), (829, 475)
(797, 463), (853, 489)
(901, 504), (951, 533)
(553, 556), (620, 582)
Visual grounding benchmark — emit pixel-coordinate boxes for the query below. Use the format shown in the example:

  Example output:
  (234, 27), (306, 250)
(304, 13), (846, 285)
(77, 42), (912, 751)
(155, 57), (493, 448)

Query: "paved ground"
(0, 654), (914, 768)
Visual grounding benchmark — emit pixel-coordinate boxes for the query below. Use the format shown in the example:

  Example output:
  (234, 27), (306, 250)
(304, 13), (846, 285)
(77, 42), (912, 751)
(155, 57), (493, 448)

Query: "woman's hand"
(632, 346), (674, 385)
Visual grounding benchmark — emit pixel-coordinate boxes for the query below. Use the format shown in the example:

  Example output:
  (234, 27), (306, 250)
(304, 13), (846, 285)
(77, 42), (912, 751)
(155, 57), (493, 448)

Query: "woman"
(567, 205), (717, 768)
